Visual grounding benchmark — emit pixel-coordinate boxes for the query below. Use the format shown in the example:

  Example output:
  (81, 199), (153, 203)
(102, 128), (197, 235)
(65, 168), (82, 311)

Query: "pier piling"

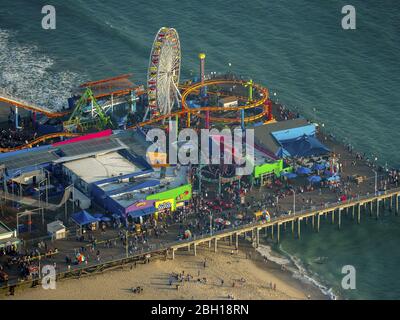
(256, 228), (260, 247)
(376, 199), (380, 219)
(297, 218), (301, 239)
(389, 196), (393, 212)
(277, 224), (280, 243)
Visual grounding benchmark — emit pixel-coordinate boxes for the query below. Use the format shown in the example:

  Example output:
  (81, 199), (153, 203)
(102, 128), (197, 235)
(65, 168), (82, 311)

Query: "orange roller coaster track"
(0, 132), (80, 153)
(130, 79), (273, 128)
(0, 79), (273, 153)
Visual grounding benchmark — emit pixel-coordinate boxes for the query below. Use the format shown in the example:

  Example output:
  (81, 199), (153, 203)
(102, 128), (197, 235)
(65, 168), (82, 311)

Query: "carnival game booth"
(146, 183), (192, 219)
(71, 210), (100, 234)
(0, 221), (19, 250)
(47, 220), (67, 240)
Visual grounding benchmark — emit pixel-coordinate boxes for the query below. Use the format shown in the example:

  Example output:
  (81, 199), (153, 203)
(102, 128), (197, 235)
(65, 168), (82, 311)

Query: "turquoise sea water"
(1, 0), (399, 299)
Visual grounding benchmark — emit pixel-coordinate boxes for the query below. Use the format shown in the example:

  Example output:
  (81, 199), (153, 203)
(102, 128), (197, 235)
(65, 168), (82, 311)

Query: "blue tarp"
(72, 210), (100, 226)
(281, 135), (330, 158)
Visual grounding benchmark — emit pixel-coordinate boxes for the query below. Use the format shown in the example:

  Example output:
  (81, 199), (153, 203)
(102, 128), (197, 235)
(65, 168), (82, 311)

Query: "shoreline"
(3, 241), (327, 300)
(257, 242), (338, 300)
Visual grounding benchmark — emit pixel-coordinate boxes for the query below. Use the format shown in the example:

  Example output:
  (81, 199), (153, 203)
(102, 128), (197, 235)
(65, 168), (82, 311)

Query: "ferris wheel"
(144, 27), (181, 121)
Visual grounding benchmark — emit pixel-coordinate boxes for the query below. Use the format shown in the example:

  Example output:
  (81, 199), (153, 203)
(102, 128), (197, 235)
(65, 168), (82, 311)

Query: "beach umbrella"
(214, 218), (224, 224)
(308, 175), (322, 184)
(223, 220), (231, 226)
(312, 163), (326, 171)
(328, 175), (340, 182)
(296, 167), (312, 175)
(184, 230), (192, 238)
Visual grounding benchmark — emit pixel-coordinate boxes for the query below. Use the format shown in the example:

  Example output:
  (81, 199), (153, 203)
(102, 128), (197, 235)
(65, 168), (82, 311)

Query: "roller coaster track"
(0, 79), (272, 152)
(0, 89), (70, 118)
(0, 132), (80, 153)
(130, 79), (271, 128)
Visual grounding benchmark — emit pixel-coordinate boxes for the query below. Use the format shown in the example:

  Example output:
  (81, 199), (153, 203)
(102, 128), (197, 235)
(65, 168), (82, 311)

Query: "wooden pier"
(1, 189), (399, 295)
(168, 189), (400, 257)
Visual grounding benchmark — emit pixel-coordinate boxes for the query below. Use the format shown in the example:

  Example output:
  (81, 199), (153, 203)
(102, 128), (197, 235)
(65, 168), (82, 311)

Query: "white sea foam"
(0, 28), (84, 112)
(257, 243), (338, 300)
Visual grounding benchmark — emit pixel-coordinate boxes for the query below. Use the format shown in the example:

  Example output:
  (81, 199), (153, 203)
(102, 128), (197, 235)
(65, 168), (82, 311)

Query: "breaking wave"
(0, 28), (84, 112)
(257, 244), (338, 300)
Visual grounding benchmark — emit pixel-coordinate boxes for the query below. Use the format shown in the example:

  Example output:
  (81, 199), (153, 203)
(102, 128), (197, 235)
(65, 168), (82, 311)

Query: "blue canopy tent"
(296, 167), (312, 175)
(281, 135), (330, 158)
(308, 175), (322, 184)
(126, 206), (156, 219)
(282, 172), (298, 179)
(92, 213), (112, 222)
(72, 210), (100, 226)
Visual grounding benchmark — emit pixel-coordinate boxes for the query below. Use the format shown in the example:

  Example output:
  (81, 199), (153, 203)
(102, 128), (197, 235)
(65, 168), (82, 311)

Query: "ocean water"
(1, 0), (399, 299)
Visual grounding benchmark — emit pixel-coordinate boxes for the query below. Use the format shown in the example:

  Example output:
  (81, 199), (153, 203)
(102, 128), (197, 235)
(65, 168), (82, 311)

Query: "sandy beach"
(4, 241), (326, 300)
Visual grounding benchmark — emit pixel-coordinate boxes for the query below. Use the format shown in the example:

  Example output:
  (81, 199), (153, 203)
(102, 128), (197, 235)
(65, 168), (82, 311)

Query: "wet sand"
(4, 241), (326, 300)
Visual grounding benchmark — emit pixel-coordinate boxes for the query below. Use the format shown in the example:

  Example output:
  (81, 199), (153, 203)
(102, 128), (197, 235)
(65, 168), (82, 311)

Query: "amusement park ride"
(0, 27), (275, 153)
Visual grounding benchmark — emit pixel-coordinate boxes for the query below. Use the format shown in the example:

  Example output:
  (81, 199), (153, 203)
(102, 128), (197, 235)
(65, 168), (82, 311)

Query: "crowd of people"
(0, 128), (35, 148)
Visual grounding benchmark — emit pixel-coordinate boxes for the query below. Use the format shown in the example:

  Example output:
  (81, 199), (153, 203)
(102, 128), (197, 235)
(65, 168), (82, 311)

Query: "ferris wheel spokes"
(144, 27), (181, 121)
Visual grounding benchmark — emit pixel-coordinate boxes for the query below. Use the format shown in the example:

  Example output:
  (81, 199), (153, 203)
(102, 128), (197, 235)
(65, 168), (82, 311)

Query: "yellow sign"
(136, 201), (147, 207)
(176, 202), (185, 208)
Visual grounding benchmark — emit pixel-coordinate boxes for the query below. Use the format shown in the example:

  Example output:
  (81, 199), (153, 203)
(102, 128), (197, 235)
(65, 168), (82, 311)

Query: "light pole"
(209, 214), (213, 236)
(293, 189), (296, 215)
(125, 230), (129, 258)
